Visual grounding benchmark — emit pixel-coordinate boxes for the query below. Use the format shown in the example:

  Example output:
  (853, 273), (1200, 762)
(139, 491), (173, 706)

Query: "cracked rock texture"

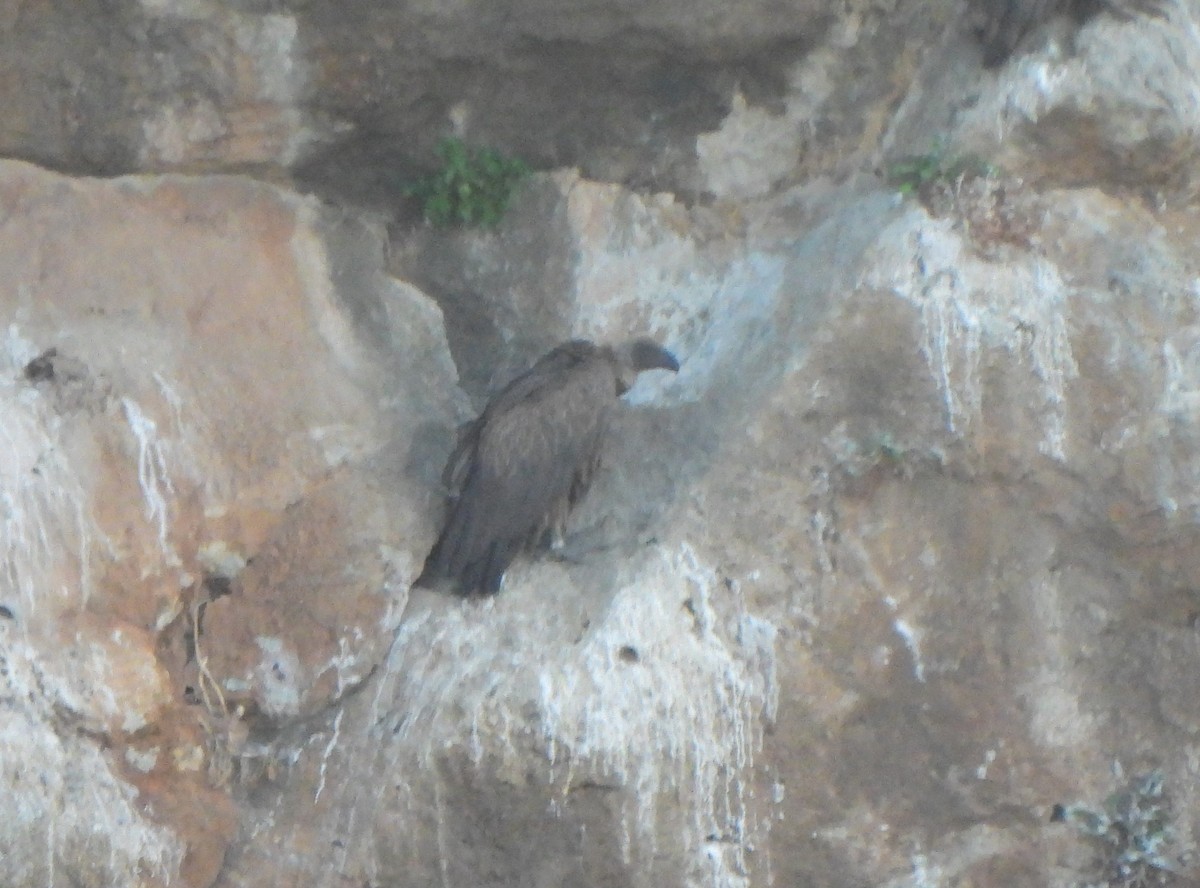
(3, 1), (1200, 887)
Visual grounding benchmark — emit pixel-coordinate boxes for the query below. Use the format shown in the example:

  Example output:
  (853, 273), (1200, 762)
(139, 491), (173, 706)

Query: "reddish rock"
(200, 468), (406, 723)
(0, 157), (456, 887)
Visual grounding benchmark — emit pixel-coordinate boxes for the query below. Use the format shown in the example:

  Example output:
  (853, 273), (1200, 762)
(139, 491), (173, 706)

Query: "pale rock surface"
(5, 2), (1200, 888)
(901, 0), (1200, 200)
(0, 158), (458, 886)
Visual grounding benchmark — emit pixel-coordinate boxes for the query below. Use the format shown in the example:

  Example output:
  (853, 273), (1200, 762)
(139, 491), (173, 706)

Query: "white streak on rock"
(121, 396), (177, 560)
(314, 707), (344, 804)
(0, 329), (95, 612)
(864, 211), (1079, 459)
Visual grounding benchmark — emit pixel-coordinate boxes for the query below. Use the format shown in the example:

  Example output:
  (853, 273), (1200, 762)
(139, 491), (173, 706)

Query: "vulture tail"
(414, 496), (470, 589)
(480, 540), (516, 595)
(415, 501), (516, 596)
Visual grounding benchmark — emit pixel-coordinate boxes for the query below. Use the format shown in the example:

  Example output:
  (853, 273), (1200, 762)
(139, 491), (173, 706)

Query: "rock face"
(0, 158), (459, 886)
(4, 1), (1200, 887)
(0, 0), (955, 200)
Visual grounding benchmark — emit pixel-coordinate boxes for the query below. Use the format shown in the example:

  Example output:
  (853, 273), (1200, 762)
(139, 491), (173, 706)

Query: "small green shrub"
(886, 140), (996, 196)
(873, 434), (904, 464)
(1055, 769), (1182, 888)
(405, 138), (530, 228)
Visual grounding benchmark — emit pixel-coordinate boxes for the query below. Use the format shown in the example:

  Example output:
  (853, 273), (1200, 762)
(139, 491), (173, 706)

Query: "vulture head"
(416, 336), (680, 596)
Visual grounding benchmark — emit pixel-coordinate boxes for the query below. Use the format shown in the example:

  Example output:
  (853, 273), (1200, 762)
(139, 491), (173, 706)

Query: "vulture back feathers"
(417, 337), (679, 596)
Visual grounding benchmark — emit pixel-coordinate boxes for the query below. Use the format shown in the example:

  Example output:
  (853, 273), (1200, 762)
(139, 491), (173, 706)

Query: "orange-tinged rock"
(52, 612), (174, 738)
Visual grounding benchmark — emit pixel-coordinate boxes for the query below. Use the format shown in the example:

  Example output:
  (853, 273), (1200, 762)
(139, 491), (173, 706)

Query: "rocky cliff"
(2, 0), (1200, 886)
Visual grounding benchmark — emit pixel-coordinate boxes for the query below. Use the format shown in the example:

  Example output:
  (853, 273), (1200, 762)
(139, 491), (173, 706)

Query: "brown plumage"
(972, 0), (1166, 67)
(416, 337), (680, 596)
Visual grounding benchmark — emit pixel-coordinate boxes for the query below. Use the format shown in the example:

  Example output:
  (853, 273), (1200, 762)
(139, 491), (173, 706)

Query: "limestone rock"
(0, 0), (332, 174)
(7, 1), (1200, 886)
(0, 0), (959, 200)
(199, 469), (407, 723)
(955, 1), (1200, 198)
(0, 158), (458, 887)
(49, 612), (173, 737)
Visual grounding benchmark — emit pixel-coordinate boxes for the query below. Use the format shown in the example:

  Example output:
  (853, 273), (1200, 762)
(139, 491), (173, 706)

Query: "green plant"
(873, 434), (904, 464)
(886, 140), (996, 196)
(405, 137), (530, 228)
(1055, 769), (1182, 888)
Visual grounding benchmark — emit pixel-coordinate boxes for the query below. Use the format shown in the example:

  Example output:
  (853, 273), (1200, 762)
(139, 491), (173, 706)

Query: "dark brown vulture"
(972, 0), (1166, 67)
(416, 337), (680, 596)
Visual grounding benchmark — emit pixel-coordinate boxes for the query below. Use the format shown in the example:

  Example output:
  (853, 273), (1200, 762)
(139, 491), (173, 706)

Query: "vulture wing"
(419, 341), (618, 595)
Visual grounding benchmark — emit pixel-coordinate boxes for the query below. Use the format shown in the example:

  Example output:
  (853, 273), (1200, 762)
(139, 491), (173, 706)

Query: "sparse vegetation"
(856, 432), (930, 478)
(1055, 769), (1184, 888)
(886, 140), (996, 197)
(405, 137), (531, 228)
(887, 140), (1038, 258)
(873, 434), (905, 465)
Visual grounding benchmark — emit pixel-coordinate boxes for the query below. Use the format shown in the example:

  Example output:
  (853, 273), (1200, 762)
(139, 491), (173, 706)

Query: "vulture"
(416, 337), (680, 597)
(972, 0), (1166, 67)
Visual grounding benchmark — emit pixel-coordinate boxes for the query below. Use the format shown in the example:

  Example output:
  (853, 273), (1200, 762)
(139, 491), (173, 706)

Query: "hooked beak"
(630, 339), (680, 373)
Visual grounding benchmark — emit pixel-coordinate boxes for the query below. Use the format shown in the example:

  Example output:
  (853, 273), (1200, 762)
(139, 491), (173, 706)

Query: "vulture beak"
(629, 338), (681, 374)
(656, 348), (681, 373)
